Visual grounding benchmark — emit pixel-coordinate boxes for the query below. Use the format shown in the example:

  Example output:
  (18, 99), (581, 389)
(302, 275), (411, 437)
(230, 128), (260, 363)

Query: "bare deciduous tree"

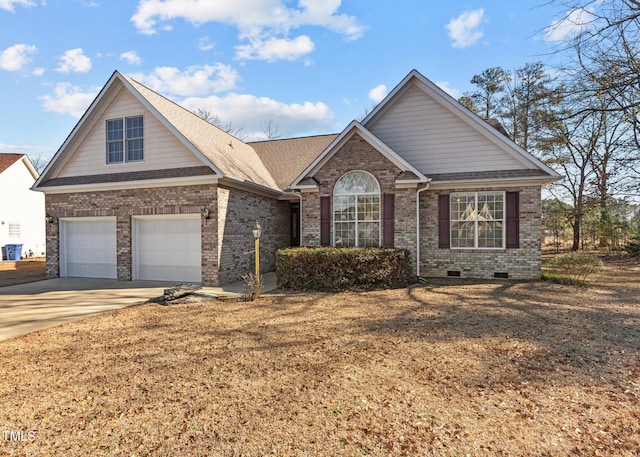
(192, 108), (244, 138)
(261, 120), (282, 140)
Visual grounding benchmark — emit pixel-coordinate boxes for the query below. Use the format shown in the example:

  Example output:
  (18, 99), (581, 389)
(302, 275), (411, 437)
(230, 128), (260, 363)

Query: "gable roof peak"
(290, 120), (428, 189)
(361, 68), (561, 180)
(36, 69), (282, 192)
(0, 153), (25, 174)
(0, 153), (38, 179)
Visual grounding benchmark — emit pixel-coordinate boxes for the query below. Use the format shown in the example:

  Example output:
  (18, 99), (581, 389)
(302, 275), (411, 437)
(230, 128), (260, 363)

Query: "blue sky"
(0, 0), (593, 162)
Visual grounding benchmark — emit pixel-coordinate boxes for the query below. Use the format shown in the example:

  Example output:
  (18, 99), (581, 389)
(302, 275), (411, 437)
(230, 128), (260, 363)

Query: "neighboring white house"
(0, 154), (45, 259)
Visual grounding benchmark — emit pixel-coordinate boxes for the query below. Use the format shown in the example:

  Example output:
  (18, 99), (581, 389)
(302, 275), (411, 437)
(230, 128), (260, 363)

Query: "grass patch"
(541, 269), (584, 286)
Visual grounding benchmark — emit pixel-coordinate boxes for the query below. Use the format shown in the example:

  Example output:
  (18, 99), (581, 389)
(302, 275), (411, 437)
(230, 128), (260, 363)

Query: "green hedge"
(276, 247), (415, 291)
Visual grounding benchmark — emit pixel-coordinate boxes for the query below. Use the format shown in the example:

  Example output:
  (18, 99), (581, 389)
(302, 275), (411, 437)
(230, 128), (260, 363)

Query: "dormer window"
(106, 115), (144, 164)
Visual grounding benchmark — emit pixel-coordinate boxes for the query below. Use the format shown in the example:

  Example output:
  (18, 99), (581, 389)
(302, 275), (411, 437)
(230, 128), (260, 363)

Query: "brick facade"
(419, 186), (542, 280)
(300, 133), (543, 280)
(216, 185), (290, 285)
(45, 183), (290, 286)
(300, 133), (419, 269)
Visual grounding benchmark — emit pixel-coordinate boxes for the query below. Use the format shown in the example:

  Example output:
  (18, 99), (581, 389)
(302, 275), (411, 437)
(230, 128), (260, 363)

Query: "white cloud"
(0, 0), (35, 12)
(289, 0), (364, 40)
(445, 9), (485, 48)
(198, 37), (215, 51)
(181, 92), (334, 140)
(368, 84), (387, 103)
(545, 7), (596, 42)
(57, 48), (92, 73)
(40, 82), (99, 118)
(435, 81), (461, 99)
(131, 0), (363, 37)
(0, 143), (54, 155)
(120, 50), (141, 65)
(130, 64), (239, 97)
(0, 44), (37, 71)
(130, 0), (363, 61)
(32, 67), (45, 76)
(235, 35), (314, 61)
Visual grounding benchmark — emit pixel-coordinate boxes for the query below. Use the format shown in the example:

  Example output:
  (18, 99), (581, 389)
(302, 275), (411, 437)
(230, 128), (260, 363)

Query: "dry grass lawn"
(0, 259), (47, 287)
(1, 257), (638, 456)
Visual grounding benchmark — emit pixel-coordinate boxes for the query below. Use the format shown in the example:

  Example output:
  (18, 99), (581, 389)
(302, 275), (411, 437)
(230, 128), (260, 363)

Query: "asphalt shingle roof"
(0, 154), (23, 174)
(41, 166), (215, 187)
(249, 134), (338, 190)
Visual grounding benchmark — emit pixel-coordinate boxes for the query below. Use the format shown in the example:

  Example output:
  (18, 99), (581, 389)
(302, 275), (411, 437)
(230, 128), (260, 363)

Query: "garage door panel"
(134, 217), (201, 283)
(62, 219), (117, 279)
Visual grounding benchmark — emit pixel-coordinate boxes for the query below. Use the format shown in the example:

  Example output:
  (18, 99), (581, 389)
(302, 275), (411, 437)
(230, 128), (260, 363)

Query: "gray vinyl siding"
(367, 83), (527, 175)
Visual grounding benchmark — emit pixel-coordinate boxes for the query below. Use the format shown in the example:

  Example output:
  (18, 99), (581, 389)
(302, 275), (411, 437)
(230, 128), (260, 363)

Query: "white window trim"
(450, 191), (506, 250)
(332, 170), (381, 247)
(105, 114), (144, 165)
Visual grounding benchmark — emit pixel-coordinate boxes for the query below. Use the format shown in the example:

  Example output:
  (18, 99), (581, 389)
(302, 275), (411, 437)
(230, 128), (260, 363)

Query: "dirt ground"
(0, 257), (638, 456)
(0, 258), (47, 287)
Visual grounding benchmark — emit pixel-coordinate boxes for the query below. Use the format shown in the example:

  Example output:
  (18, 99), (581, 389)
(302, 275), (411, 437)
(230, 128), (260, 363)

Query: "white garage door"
(60, 218), (117, 279)
(133, 216), (201, 283)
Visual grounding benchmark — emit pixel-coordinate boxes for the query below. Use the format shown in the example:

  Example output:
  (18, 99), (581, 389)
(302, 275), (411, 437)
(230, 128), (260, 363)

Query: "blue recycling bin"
(5, 244), (23, 261)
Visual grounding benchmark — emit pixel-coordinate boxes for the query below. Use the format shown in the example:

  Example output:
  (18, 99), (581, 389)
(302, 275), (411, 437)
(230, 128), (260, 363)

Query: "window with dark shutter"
(438, 194), (450, 248)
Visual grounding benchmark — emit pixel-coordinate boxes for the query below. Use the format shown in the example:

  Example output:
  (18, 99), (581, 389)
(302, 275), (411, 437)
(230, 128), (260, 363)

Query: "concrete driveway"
(0, 273), (277, 342)
(0, 278), (178, 342)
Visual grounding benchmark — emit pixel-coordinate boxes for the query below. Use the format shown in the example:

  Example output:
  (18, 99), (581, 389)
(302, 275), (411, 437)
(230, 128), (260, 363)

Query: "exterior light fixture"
(45, 215), (56, 224)
(201, 207), (210, 220)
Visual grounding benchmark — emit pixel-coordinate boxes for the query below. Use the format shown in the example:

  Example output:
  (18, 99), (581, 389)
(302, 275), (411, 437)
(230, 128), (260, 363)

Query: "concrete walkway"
(0, 272), (277, 342)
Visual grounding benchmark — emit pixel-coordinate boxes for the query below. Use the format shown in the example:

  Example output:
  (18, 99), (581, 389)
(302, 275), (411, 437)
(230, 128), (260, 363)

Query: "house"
(33, 69), (561, 285)
(0, 154), (46, 259)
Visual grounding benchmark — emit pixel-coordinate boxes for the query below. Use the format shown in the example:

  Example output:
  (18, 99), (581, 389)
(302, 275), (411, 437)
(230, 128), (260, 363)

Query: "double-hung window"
(333, 171), (380, 247)
(450, 192), (504, 248)
(106, 115), (144, 164)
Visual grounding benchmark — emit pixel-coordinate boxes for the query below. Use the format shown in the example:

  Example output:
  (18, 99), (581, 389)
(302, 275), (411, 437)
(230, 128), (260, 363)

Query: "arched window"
(333, 171), (380, 247)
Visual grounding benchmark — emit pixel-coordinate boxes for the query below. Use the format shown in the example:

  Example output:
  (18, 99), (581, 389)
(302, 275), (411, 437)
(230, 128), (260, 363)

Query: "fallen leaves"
(0, 258), (638, 456)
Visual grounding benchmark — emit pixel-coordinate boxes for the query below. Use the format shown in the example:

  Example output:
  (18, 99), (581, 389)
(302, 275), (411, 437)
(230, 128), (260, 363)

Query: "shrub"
(242, 273), (263, 301)
(544, 252), (603, 284)
(276, 247), (415, 292)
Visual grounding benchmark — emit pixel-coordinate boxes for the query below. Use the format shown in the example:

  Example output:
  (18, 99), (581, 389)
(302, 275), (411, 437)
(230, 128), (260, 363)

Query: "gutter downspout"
(416, 182), (430, 279)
